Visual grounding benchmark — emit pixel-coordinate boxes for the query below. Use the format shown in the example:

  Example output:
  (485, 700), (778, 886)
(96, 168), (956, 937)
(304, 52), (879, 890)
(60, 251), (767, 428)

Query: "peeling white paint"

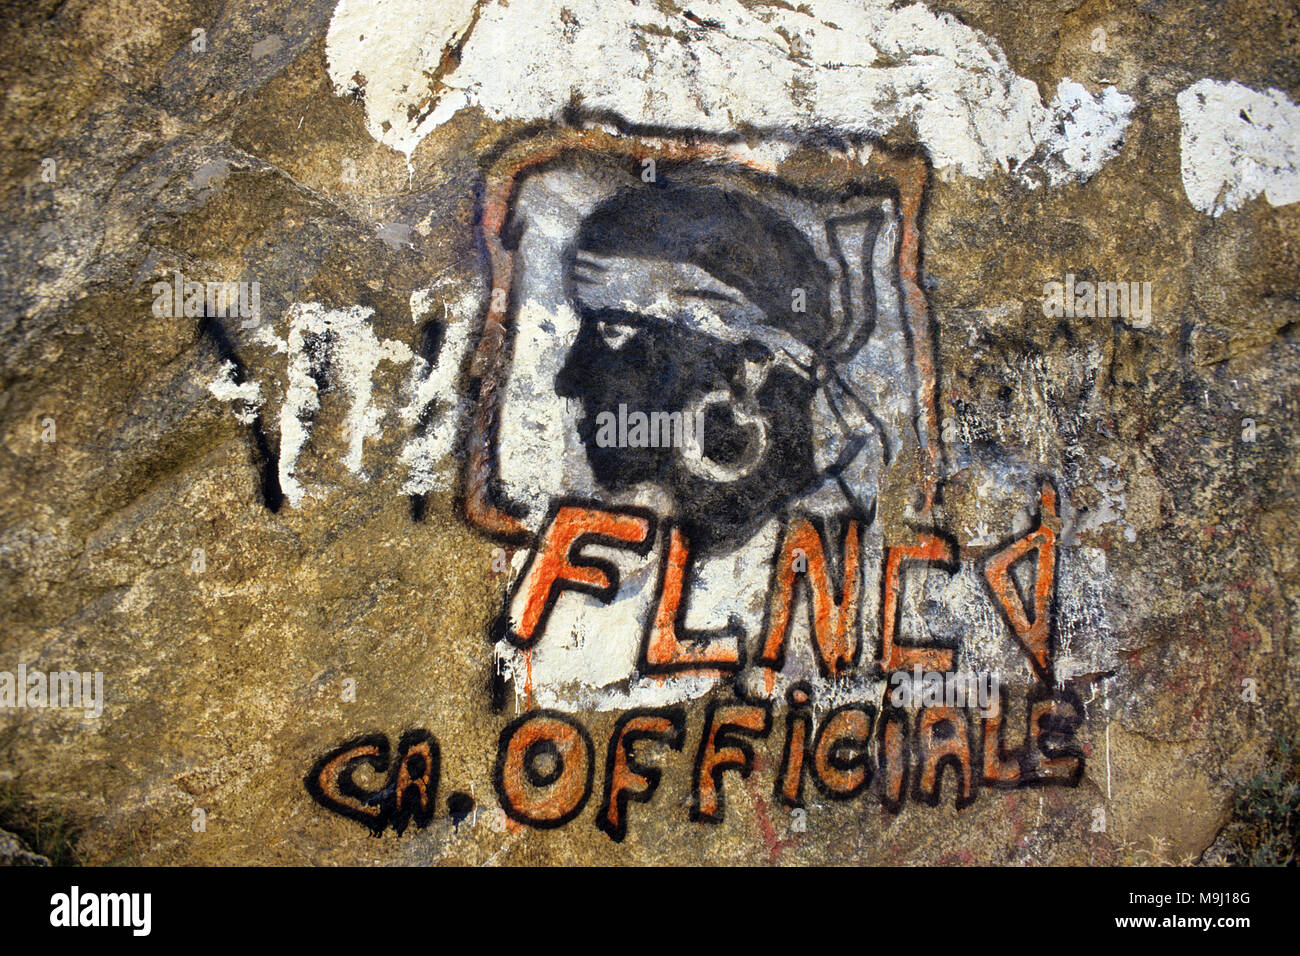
(259, 303), (413, 508)
(1078, 455), (1137, 544)
(1040, 81), (1135, 187)
(205, 360), (262, 425)
(1054, 546), (1119, 681)
(326, 0), (1132, 185)
(399, 286), (476, 496)
(226, 289), (475, 506)
(1178, 79), (1300, 216)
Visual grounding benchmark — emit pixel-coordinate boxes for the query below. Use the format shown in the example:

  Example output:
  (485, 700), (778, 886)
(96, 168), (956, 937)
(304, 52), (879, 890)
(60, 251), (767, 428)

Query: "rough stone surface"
(0, 0), (1296, 865)
(0, 827), (50, 866)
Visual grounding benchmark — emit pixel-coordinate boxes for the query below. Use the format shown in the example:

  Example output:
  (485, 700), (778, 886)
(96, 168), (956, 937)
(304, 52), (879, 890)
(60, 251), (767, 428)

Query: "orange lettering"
(503, 504), (655, 648)
(495, 711), (594, 828)
(691, 699), (771, 823)
(879, 532), (957, 673)
(984, 483), (1059, 683)
(642, 525), (743, 673)
(759, 517), (862, 677)
(597, 708), (686, 842)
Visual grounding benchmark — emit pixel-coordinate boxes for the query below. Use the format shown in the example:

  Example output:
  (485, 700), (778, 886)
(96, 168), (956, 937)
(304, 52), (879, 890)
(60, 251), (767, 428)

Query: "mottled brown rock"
(0, 0), (1295, 866)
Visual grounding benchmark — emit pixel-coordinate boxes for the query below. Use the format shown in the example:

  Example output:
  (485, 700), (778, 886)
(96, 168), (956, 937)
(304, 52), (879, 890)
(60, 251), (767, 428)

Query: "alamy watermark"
(1, 664), (103, 719)
(152, 270), (261, 327)
(50, 886), (150, 936)
(888, 666), (999, 717)
(1042, 273), (1152, 327)
(594, 403), (707, 449)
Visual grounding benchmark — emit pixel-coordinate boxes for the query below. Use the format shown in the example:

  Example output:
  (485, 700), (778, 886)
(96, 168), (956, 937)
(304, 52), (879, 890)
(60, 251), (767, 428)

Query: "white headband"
(570, 253), (820, 375)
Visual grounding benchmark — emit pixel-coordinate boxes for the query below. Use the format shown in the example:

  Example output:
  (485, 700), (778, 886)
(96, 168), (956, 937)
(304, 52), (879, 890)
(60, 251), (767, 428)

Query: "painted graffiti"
(305, 678), (1084, 842)
(471, 130), (945, 713)
(288, 129), (1110, 838)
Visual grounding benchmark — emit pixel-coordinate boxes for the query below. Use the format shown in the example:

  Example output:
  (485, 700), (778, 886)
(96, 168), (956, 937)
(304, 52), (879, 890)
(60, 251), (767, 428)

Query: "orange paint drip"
(523, 649), (534, 709)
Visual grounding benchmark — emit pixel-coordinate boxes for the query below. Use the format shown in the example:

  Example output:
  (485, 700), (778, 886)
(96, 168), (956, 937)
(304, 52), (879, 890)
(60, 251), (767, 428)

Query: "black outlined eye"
(596, 320), (638, 350)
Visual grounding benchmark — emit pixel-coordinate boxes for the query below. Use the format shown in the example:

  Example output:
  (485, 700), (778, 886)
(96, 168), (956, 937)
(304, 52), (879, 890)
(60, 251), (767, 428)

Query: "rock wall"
(0, 0), (1296, 865)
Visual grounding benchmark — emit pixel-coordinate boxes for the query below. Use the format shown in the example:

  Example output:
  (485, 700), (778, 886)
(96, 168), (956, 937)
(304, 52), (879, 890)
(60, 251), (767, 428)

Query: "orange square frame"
(462, 127), (940, 543)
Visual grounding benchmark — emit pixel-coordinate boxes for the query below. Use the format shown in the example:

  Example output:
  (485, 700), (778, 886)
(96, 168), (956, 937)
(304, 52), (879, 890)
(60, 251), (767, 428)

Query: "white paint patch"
(1040, 81), (1136, 187)
(1078, 455), (1137, 544)
(326, 0), (1132, 184)
(239, 288), (477, 506)
(260, 303), (413, 507)
(399, 285), (476, 496)
(326, 0), (479, 156)
(205, 360), (262, 425)
(1054, 547), (1119, 683)
(1178, 79), (1300, 216)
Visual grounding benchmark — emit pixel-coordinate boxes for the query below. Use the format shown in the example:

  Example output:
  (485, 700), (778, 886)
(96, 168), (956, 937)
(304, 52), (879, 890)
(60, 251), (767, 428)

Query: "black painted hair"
(572, 182), (832, 349)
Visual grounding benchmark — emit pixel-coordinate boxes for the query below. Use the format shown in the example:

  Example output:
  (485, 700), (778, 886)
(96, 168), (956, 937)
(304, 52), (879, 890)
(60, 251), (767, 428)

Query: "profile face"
(554, 183), (827, 555)
(473, 151), (917, 558)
